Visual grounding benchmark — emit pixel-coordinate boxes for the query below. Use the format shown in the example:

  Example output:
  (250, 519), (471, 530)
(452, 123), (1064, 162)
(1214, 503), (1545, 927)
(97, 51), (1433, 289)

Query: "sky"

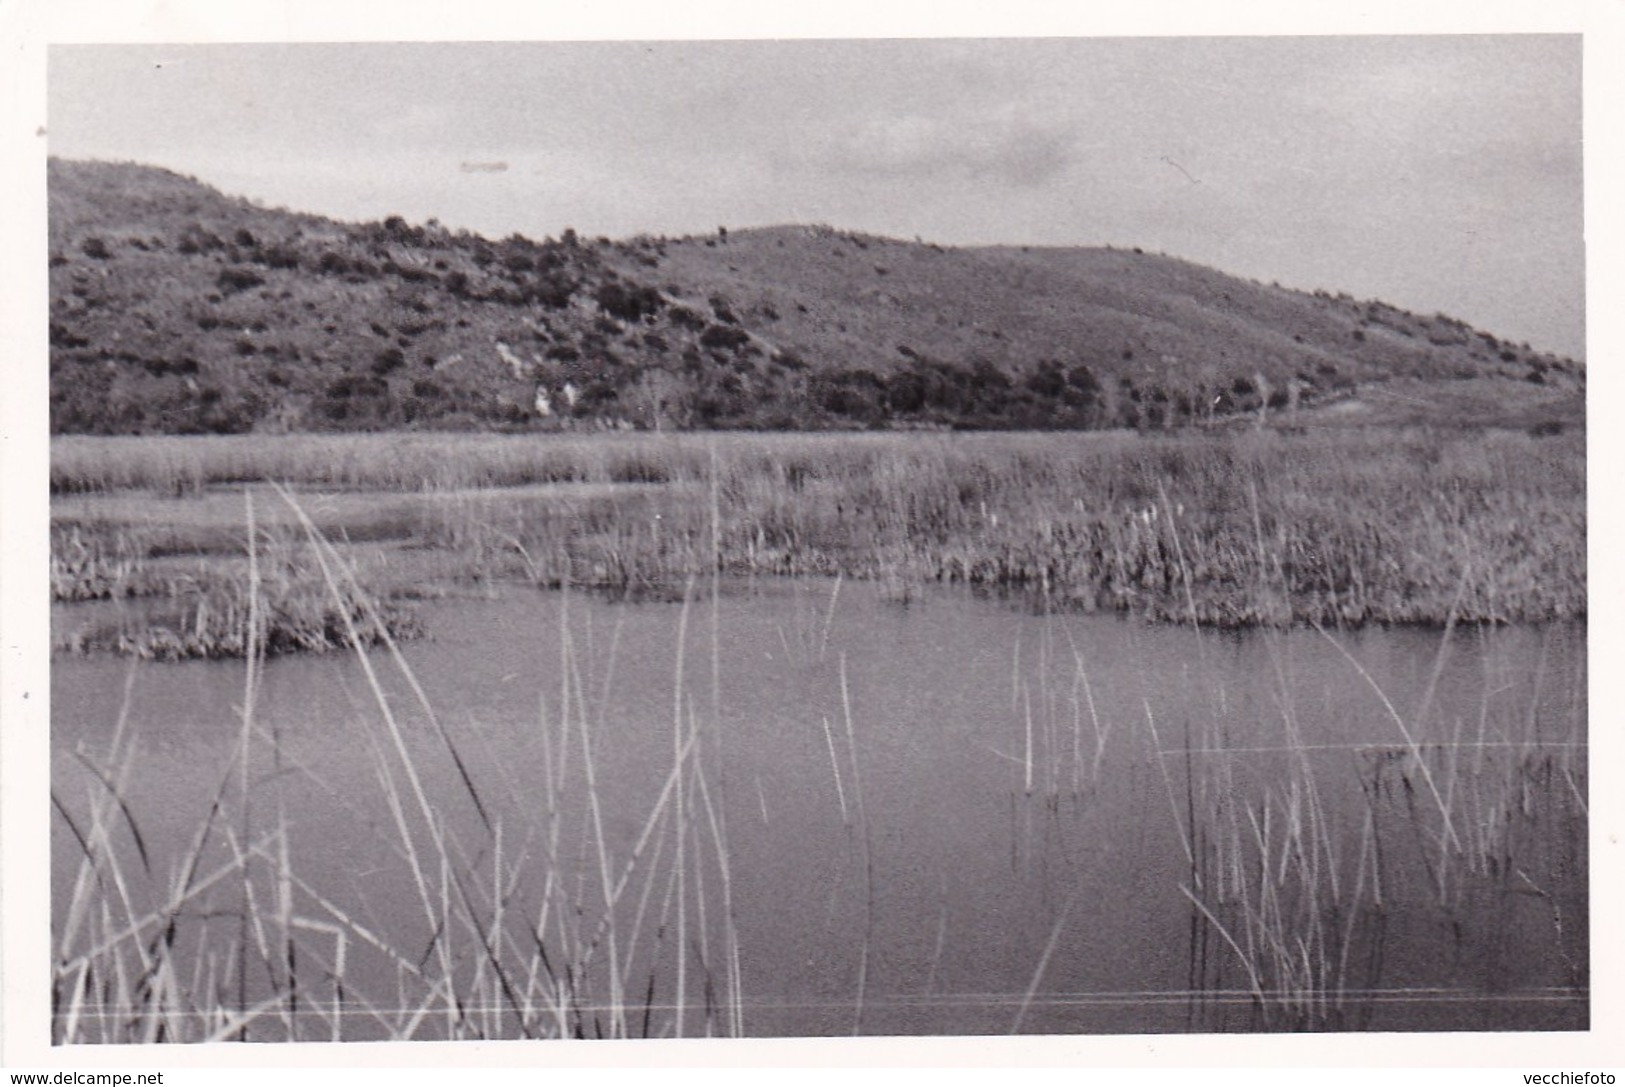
(46, 35), (1586, 358)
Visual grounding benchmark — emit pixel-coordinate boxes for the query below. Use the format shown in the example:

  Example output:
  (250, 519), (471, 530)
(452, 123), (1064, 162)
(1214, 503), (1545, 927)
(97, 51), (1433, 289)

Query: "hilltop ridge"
(48, 158), (1584, 435)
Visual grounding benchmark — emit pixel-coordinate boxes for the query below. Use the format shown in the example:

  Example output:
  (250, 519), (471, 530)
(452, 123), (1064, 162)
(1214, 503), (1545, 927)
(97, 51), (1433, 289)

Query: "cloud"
(812, 111), (1075, 188)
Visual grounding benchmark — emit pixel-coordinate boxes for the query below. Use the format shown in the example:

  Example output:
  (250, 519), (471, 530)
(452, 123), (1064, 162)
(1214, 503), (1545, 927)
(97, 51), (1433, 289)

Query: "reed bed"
(1166, 616), (1587, 1031)
(51, 522), (421, 660)
(50, 432), (712, 495)
(52, 491), (743, 1042)
(1172, 685), (1390, 1032)
(49, 476), (1586, 1038)
(51, 523), (150, 602)
(53, 427), (1584, 647)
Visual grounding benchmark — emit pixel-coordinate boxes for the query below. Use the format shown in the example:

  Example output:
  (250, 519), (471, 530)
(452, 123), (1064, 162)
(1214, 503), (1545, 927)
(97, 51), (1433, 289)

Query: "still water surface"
(52, 581), (1587, 1038)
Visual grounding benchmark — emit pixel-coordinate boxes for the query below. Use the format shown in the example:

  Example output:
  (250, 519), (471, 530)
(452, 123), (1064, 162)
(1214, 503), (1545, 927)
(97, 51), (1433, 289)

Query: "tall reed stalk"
(52, 486), (743, 1042)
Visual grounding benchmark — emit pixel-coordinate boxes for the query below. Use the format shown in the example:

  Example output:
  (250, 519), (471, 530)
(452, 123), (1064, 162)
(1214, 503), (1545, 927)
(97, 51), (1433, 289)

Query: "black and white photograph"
(2, 1), (1618, 1075)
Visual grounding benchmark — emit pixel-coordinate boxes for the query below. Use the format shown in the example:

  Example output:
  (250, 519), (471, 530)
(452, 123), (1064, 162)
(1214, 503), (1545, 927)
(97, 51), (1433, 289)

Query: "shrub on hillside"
(217, 267), (265, 295)
(700, 324), (751, 353)
(372, 348), (406, 375)
(669, 305), (705, 331)
(887, 370), (926, 414)
(967, 358), (1012, 414)
(816, 369), (888, 424)
(325, 374), (388, 400)
(520, 273), (576, 309)
(176, 224), (224, 255)
(709, 295), (740, 325)
(193, 386), (260, 435)
(140, 356), (199, 377)
(315, 250), (351, 276)
(596, 281), (664, 323)
(1026, 360), (1067, 400)
(255, 244), (301, 270)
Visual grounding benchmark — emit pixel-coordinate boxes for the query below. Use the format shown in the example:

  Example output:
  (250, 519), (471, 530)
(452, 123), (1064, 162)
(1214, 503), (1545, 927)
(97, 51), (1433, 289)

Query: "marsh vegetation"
(51, 427), (1583, 659)
(49, 426), (1587, 1040)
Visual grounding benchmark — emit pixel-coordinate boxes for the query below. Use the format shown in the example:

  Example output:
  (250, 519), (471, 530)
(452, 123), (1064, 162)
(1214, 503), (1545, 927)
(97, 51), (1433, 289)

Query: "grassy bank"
(50, 427), (1585, 656)
(51, 431), (702, 495)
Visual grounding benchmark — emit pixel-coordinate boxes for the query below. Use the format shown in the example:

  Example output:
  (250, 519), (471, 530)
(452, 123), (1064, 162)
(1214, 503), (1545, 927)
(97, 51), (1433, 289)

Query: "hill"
(47, 158), (1585, 435)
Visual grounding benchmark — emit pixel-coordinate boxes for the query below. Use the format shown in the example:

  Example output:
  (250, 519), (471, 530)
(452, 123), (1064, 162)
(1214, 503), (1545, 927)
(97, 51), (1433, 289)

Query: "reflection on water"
(52, 580), (1587, 1039)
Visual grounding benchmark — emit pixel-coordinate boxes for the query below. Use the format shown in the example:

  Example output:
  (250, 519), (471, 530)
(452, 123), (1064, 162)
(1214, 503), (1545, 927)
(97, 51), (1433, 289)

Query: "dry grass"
(50, 432), (713, 495)
(52, 428), (1585, 653)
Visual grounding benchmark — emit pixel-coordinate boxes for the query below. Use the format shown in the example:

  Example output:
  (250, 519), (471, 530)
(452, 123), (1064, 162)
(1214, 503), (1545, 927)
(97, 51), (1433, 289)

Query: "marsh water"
(52, 580), (1587, 1038)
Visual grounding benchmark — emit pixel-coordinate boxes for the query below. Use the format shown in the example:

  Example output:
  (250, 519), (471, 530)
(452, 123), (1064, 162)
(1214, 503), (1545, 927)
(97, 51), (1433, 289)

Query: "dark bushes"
(372, 348), (406, 375)
(700, 325), (751, 353)
(596, 281), (664, 323)
(217, 267), (265, 294)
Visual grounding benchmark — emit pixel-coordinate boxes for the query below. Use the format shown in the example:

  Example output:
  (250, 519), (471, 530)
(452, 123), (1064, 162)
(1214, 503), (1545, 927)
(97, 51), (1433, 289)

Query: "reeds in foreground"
(1173, 620), (1586, 1031)
(52, 489), (742, 1042)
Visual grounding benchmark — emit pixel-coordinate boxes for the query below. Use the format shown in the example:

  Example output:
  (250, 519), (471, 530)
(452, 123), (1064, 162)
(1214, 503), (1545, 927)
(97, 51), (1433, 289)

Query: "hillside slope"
(47, 158), (1584, 434)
